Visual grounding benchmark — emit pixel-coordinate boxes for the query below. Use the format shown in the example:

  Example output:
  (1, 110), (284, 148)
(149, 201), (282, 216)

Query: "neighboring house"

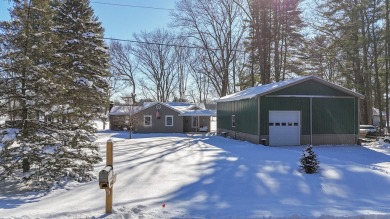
(216, 76), (364, 146)
(373, 108), (386, 127)
(109, 102), (216, 133)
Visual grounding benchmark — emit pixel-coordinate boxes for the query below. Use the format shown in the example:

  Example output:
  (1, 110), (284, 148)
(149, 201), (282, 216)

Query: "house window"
(144, 115), (152, 126)
(232, 115), (236, 127)
(191, 117), (198, 128)
(165, 115), (173, 126)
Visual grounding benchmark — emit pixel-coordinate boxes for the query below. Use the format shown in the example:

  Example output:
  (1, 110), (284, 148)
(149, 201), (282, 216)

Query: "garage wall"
(312, 134), (357, 145)
(217, 101), (234, 130)
(217, 128), (260, 144)
(217, 98), (258, 135)
(260, 96), (359, 145)
(312, 98), (357, 134)
(260, 97), (310, 136)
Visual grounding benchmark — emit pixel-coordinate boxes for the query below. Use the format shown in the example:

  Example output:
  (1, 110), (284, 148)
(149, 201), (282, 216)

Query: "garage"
(269, 111), (300, 146)
(216, 75), (364, 146)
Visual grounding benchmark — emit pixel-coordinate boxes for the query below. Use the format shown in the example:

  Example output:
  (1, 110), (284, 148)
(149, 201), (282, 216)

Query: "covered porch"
(179, 109), (216, 133)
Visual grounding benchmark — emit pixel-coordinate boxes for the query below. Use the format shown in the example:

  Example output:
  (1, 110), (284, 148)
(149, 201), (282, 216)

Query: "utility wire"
(102, 37), (311, 59)
(102, 37), (247, 53)
(90, 1), (174, 11)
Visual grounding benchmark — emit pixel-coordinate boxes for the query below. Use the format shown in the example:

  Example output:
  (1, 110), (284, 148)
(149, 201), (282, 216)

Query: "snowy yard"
(1, 131), (390, 218)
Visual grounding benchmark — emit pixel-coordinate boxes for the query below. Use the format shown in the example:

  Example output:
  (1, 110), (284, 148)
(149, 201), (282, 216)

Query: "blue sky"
(0, 0), (176, 39)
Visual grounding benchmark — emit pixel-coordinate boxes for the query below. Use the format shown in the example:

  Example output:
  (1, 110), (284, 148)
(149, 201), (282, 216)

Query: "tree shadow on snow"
(140, 136), (390, 218)
(87, 133), (390, 218)
(0, 181), (42, 209)
(97, 130), (204, 140)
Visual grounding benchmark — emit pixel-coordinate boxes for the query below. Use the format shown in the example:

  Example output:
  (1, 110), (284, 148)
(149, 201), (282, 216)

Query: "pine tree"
(313, 0), (377, 125)
(244, 0), (304, 84)
(48, 0), (110, 182)
(0, 0), (66, 187)
(300, 145), (320, 174)
(0, 0), (57, 120)
(0, 0), (108, 188)
(53, 0), (110, 125)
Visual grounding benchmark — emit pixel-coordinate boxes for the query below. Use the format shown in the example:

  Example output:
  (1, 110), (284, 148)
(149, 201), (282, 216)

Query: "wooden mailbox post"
(98, 139), (117, 214)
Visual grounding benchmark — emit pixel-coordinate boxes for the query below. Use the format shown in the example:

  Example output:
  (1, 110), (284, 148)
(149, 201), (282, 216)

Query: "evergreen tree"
(53, 0), (110, 126)
(0, 0), (66, 187)
(244, 0), (304, 85)
(0, 0), (108, 188)
(313, 0), (381, 125)
(300, 145), (320, 174)
(49, 0), (110, 182)
(0, 0), (57, 121)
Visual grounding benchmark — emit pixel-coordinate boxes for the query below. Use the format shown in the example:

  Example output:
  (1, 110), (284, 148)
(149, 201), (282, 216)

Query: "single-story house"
(216, 75), (364, 146)
(109, 102), (216, 133)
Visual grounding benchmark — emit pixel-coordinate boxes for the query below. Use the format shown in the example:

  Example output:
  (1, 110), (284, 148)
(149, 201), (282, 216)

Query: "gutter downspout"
(198, 116), (200, 133)
(258, 97), (261, 144)
(310, 97), (313, 145)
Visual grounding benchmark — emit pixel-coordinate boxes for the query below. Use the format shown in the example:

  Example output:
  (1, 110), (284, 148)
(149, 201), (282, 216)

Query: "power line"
(90, 1), (174, 11)
(102, 37), (309, 58)
(102, 37), (247, 53)
(103, 37), (198, 49)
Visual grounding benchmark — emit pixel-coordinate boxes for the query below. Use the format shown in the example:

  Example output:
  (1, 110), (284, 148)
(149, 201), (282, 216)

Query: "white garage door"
(269, 111), (300, 146)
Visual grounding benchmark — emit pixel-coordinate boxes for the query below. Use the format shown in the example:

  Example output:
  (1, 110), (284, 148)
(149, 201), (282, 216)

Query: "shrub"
(300, 145), (320, 174)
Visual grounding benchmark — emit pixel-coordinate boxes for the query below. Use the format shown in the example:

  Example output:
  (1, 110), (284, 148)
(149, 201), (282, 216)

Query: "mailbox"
(99, 166), (116, 189)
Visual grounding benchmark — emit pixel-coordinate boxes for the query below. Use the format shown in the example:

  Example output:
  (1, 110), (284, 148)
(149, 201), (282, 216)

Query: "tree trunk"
(371, 1), (382, 131)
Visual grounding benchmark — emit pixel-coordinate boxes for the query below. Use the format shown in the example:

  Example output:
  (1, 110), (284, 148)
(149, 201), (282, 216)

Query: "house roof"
(140, 102), (197, 114)
(109, 102), (208, 116)
(179, 109), (217, 117)
(216, 76), (365, 102)
(164, 102), (197, 112)
(109, 105), (144, 116)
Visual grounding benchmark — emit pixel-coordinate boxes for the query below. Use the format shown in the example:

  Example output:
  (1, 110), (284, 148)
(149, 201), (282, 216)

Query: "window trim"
(232, 115), (236, 127)
(165, 115), (173, 127)
(144, 115), (152, 126)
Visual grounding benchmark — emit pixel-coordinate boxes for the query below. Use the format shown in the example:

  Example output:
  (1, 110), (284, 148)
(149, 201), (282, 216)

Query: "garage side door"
(269, 111), (300, 146)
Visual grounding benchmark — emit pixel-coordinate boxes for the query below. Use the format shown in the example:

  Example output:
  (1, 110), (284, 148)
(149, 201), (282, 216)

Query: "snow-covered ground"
(1, 130), (390, 219)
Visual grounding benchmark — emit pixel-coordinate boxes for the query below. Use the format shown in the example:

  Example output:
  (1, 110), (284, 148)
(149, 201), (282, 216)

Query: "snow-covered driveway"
(1, 131), (390, 218)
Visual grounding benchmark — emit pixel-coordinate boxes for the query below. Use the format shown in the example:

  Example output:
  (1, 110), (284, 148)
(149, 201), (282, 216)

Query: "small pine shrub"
(300, 145), (320, 174)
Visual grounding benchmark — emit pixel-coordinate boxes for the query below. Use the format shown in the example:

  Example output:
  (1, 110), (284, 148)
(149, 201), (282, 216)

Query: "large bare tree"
(109, 41), (138, 104)
(172, 0), (246, 97)
(133, 29), (178, 102)
(188, 50), (212, 103)
(174, 37), (191, 101)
